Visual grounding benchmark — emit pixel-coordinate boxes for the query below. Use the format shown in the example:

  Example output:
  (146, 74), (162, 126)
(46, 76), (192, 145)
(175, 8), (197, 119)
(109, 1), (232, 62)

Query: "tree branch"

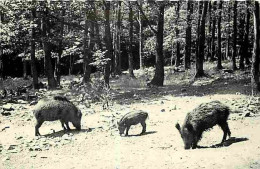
(135, 1), (158, 34)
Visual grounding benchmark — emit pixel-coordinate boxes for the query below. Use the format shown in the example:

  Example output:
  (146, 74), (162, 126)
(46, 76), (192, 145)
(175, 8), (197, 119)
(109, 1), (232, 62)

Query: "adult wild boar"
(118, 110), (148, 136)
(33, 96), (82, 136)
(175, 100), (231, 149)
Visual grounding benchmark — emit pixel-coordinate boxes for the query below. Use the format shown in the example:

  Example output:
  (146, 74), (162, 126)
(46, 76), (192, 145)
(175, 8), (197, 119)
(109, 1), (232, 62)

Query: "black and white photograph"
(1, 0), (260, 168)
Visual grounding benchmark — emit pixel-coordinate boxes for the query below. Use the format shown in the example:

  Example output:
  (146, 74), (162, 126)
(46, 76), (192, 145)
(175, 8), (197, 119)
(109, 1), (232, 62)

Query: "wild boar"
(175, 100), (231, 149)
(33, 96), (82, 136)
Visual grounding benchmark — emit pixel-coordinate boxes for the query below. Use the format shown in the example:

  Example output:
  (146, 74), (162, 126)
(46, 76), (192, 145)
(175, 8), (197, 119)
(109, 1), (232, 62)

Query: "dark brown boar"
(175, 100), (231, 149)
(118, 110), (148, 136)
(33, 96), (82, 136)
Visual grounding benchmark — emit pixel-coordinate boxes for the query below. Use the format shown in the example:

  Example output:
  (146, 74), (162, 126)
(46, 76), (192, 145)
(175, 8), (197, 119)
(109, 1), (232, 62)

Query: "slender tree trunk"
(210, 1), (217, 61)
(128, 2), (135, 78)
(42, 5), (57, 89)
(244, 1), (251, 65)
(0, 12), (4, 88)
(104, 1), (113, 86)
(56, 7), (65, 86)
(175, 2), (181, 67)
(239, 14), (245, 70)
(207, 2), (212, 61)
(115, 1), (122, 75)
(217, 1), (223, 69)
(150, 3), (165, 86)
(232, 1), (238, 70)
(185, 1), (193, 69)
(83, 2), (95, 83)
(225, 3), (231, 61)
(196, 2), (203, 64)
(195, 1), (208, 77)
(251, 1), (260, 94)
(95, 6), (103, 50)
(23, 59), (28, 79)
(139, 1), (143, 70)
(30, 4), (38, 89)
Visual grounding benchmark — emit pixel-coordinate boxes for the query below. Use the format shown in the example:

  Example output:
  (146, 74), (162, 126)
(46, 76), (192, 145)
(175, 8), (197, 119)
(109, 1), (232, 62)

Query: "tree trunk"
(195, 1), (208, 78)
(56, 7), (65, 86)
(196, 2), (203, 64)
(239, 14), (245, 70)
(210, 2), (217, 62)
(232, 1), (238, 70)
(251, 1), (260, 94)
(42, 5), (57, 89)
(217, 1), (223, 69)
(185, 1), (193, 69)
(225, 3), (231, 61)
(175, 2), (181, 67)
(30, 4), (38, 89)
(115, 1), (122, 75)
(128, 2), (135, 78)
(104, 1), (113, 86)
(150, 3), (165, 86)
(139, 1), (143, 70)
(23, 60), (28, 79)
(0, 12), (4, 88)
(244, 1), (251, 65)
(207, 2), (212, 61)
(83, 2), (95, 83)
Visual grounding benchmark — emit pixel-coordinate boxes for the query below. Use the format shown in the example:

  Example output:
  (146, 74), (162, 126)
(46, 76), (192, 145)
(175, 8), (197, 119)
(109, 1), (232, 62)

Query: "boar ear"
(186, 123), (193, 132)
(175, 123), (181, 131)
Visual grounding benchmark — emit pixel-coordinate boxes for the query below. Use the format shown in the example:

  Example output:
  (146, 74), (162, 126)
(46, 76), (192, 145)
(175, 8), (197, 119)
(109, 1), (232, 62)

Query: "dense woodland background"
(0, 0), (260, 92)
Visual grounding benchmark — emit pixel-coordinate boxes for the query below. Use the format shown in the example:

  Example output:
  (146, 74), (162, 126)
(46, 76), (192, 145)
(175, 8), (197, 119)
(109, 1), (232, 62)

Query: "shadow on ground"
(198, 137), (249, 149)
(124, 131), (157, 137)
(43, 128), (91, 138)
(111, 76), (252, 104)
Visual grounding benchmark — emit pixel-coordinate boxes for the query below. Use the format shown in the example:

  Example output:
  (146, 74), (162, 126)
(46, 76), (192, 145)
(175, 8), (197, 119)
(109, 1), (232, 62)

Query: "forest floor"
(1, 62), (260, 169)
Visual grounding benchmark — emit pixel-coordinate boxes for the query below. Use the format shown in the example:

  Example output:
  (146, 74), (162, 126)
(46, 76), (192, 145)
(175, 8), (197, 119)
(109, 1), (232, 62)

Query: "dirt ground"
(1, 69), (260, 169)
(1, 92), (260, 169)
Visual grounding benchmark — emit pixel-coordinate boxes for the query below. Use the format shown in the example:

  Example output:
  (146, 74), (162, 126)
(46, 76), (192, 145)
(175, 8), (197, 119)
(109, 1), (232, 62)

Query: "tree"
(103, 1), (113, 86)
(41, 2), (57, 89)
(128, 2), (135, 78)
(195, 1), (208, 77)
(244, 1), (251, 65)
(0, 11), (4, 88)
(115, 1), (122, 75)
(232, 1), (238, 70)
(149, 2), (165, 86)
(55, 6), (65, 86)
(251, 1), (260, 94)
(185, 1), (193, 70)
(30, 2), (39, 89)
(137, 2), (165, 86)
(217, 1), (223, 69)
(138, 1), (143, 70)
(239, 10), (246, 70)
(83, 2), (95, 83)
(210, 1), (217, 61)
(174, 2), (181, 67)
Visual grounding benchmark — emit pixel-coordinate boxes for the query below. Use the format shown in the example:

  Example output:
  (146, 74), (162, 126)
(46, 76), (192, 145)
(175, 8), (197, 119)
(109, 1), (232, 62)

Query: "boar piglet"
(118, 110), (148, 136)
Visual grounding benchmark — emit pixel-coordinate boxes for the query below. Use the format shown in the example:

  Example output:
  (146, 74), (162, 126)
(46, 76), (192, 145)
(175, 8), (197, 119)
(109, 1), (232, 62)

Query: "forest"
(1, 1), (260, 169)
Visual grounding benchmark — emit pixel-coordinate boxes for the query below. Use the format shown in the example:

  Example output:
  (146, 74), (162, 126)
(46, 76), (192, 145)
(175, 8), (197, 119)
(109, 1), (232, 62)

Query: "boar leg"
(35, 120), (43, 136)
(140, 121), (146, 135)
(60, 120), (67, 130)
(65, 122), (71, 131)
(125, 126), (130, 136)
(219, 122), (231, 143)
